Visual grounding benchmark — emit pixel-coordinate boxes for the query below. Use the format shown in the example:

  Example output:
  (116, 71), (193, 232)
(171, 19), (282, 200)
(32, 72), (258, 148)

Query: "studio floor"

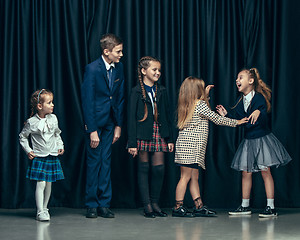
(0, 208), (300, 240)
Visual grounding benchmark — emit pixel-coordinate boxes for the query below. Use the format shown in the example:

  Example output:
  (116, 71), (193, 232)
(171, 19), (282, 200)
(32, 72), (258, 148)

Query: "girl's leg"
(36, 181), (46, 212)
(242, 171), (252, 206)
(259, 168), (277, 217)
(174, 166), (192, 209)
(137, 151), (152, 213)
(189, 169), (202, 208)
(229, 171), (252, 215)
(261, 168), (275, 207)
(150, 152), (165, 213)
(43, 182), (52, 210)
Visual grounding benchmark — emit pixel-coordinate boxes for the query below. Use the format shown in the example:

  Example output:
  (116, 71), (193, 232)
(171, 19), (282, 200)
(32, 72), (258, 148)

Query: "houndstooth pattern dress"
(175, 100), (237, 169)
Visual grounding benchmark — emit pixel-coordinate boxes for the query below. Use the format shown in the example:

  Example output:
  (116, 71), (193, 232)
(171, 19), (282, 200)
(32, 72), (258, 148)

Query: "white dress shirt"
(19, 114), (64, 157)
(243, 90), (255, 112)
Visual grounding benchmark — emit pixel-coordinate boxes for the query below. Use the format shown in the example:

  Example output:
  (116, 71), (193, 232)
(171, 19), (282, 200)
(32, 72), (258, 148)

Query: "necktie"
(107, 67), (113, 89)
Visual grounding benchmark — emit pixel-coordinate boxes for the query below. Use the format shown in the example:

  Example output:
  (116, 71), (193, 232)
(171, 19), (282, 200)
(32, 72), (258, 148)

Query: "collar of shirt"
(101, 55), (115, 70)
(243, 90), (255, 111)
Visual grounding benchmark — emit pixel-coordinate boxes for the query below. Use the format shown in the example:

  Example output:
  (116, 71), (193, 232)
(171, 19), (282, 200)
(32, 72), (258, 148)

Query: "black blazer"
(127, 84), (174, 148)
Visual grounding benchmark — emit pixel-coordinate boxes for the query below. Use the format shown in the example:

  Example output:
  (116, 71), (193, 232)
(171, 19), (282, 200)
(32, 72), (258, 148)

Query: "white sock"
(267, 199), (274, 209)
(35, 181), (46, 213)
(241, 199), (250, 208)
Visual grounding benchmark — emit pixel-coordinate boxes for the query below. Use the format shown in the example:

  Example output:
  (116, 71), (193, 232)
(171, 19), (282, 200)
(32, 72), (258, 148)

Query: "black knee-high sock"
(150, 164), (165, 208)
(138, 162), (151, 210)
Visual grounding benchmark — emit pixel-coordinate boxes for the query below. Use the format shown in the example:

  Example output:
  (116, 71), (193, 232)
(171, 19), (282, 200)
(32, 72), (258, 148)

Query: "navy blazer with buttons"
(227, 92), (270, 139)
(81, 57), (125, 133)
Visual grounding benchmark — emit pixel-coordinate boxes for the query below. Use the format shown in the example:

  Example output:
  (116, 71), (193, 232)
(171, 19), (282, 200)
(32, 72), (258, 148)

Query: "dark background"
(1, 0), (299, 209)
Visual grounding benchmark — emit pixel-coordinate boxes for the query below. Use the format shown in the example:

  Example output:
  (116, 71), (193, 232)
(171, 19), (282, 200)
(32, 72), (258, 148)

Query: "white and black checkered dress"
(175, 100), (237, 169)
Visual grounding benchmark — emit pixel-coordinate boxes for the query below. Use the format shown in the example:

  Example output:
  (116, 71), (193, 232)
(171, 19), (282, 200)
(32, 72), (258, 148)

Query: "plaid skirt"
(26, 155), (64, 182)
(137, 122), (169, 152)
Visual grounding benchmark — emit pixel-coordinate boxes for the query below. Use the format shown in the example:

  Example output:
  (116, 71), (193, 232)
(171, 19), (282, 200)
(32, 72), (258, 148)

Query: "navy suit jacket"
(81, 57), (125, 133)
(227, 92), (270, 139)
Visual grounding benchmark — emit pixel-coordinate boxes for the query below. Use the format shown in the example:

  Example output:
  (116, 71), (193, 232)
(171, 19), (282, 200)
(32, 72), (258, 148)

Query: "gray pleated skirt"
(231, 133), (292, 172)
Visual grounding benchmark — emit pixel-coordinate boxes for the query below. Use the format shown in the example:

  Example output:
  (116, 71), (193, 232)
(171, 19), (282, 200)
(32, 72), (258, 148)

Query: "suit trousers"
(85, 122), (114, 208)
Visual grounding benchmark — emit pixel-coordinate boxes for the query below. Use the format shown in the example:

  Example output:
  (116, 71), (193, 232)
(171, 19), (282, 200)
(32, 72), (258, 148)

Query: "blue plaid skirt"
(26, 155), (64, 182)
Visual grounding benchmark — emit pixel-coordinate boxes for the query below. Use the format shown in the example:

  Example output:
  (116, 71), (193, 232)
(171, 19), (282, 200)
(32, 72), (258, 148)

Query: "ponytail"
(249, 68), (272, 112)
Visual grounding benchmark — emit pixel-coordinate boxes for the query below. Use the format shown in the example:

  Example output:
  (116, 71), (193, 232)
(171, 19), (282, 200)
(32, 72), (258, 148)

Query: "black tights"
(138, 151), (165, 213)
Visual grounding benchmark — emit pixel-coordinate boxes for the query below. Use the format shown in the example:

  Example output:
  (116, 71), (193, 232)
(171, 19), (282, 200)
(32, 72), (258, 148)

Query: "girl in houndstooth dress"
(172, 76), (247, 217)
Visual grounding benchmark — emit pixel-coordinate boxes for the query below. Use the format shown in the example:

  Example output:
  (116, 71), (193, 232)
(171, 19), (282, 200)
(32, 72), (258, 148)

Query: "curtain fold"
(0, 0), (299, 208)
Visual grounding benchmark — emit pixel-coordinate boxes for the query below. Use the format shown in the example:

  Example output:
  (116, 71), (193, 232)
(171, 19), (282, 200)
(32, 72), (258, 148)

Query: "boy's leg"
(85, 129), (102, 209)
(97, 123), (114, 208)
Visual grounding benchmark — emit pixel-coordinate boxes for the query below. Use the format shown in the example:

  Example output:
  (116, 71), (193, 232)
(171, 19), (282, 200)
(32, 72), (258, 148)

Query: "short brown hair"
(100, 33), (123, 53)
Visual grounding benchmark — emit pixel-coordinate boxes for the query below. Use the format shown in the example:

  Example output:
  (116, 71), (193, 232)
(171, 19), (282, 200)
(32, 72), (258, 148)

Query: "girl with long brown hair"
(173, 77), (247, 217)
(128, 56), (174, 218)
(217, 68), (292, 217)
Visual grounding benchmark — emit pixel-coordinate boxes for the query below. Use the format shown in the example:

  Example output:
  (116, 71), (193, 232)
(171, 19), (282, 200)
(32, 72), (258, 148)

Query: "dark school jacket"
(127, 84), (174, 148)
(227, 92), (271, 139)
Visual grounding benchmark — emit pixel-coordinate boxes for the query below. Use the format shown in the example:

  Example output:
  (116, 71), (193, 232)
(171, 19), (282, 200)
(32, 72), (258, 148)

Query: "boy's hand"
(112, 126), (121, 144)
(168, 143), (174, 152)
(90, 131), (100, 148)
(58, 149), (64, 155)
(27, 151), (36, 160)
(128, 148), (138, 157)
(248, 110), (260, 124)
(216, 105), (227, 116)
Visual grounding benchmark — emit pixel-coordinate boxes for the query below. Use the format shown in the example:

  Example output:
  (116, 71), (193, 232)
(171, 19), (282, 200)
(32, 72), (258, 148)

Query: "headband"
(37, 89), (45, 103)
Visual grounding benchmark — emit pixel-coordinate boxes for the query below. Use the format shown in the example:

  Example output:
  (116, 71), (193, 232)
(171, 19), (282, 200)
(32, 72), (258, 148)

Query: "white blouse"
(19, 114), (64, 157)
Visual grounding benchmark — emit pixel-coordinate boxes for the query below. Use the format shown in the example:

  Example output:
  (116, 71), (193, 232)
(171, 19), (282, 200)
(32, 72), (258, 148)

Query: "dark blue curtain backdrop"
(1, 0), (299, 208)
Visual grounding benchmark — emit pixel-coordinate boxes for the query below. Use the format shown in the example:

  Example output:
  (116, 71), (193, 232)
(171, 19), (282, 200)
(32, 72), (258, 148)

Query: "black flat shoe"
(97, 207), (115, 218)
(153, 210), (168, 217)
(172, 206), (194, 217)
(86, 208), (97, 218)
(193, 206), (217, 217)
(144, 211), (156, 218)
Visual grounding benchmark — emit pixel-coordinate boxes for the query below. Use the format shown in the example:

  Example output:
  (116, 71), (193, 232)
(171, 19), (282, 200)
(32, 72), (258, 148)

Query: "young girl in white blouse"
(19, 89), (64, 221)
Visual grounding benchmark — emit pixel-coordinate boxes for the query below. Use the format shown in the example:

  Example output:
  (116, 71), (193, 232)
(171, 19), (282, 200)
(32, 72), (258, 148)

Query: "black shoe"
(228, 205), (252, 215)
(153, 210), (168, 217)
(144, 210), (156, 218)
(259, 206), (278, 218)
(172, 206), (194, 217)
(97, 207), (115, 218)
(193, 206), (217, 217)
(86, 208), (97, 218)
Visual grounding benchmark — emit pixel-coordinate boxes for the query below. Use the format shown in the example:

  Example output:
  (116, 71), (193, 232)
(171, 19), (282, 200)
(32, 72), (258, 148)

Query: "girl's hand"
(237, 117), (248, 125)
(216, 105), (227, 116)
(168, 143), (174, 152)
(27, 151), (36, 160)
(58, 149), (64, 155)
(248, 110), (260, 124)
(128, 148), (138, 158)
(205, 85), (214, 96)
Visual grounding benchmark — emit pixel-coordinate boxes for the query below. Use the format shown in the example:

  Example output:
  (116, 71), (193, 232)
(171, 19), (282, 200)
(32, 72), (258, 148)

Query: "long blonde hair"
(232, 68), (272, 112)
(177, 77), (210, 130)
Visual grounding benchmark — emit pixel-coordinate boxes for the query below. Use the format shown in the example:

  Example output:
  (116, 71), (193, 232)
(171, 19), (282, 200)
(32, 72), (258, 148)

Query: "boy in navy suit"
(81, 33), (125, 218)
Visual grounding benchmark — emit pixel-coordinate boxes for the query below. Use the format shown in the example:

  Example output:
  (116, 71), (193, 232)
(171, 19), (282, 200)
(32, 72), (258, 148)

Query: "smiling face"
(236, 70), (254, 95)
(103, 44), (123, 64)
(141, 61), (161, 86)
(37, 94), (54, 118)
